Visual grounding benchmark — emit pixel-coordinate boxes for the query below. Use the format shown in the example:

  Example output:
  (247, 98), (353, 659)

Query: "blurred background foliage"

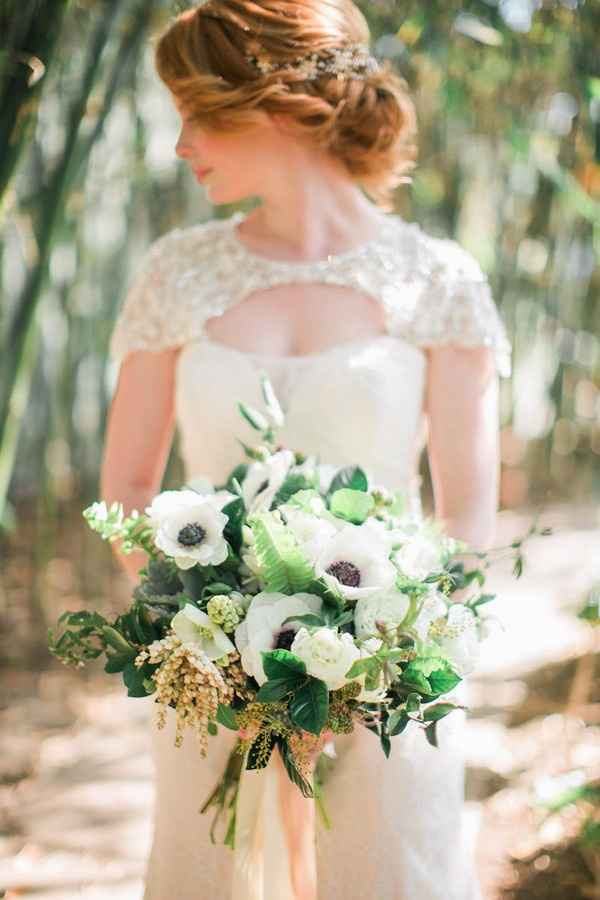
(1, 0), (599, 642)
(1, 3), (600, 897)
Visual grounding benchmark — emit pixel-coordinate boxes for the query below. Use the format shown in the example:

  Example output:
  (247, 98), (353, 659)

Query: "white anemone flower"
(241, 449), (295, 514)
(145, 489), (230, 570)
(433, 604), (480, 676)
(171, 604), (235, 660)
(314, 523), (397, 600)
(291, 626), (360, 690)
(234, 591), (322, 684)
(354, 588), (411, 641)
(393, 533), (444, 581)
(183, 476), (237, 510)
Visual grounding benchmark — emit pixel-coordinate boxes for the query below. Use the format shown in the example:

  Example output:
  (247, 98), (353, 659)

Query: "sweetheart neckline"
(191, 332), (426, 364)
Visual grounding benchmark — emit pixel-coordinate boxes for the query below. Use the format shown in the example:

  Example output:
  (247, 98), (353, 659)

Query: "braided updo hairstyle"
(155, 0), (418, 210)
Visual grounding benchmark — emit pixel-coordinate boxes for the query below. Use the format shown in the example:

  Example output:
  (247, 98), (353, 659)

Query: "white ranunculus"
(413, 589), (448, 640)
(241, 450), (295, 514)
(393, 533), (444, 581)
(145, 489), (230, 569)
(291, 626), (360, 690)
(234, 591), (322, 685)
(435, 604), (480, 676)
(354, 588), (411, 641)
(353, 637), (387, 702)
(171, 604), (235, 660)
(314, 523), (397, 600)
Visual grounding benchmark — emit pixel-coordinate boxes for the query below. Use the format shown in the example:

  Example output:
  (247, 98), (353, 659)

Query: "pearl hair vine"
(245, 42), (381, 81)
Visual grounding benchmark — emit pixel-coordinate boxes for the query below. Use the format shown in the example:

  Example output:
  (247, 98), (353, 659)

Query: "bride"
(101, 1), (511, 898)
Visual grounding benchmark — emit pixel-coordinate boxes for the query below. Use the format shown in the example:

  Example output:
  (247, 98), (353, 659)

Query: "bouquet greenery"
(49, 375), (547, 846)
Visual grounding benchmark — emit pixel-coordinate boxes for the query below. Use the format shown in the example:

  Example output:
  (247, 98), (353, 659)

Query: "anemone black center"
(274, 628), (296, 651)
(257, 478), (269, 494)
(177, 522), (207, 547)
(326, 560), (361, 587)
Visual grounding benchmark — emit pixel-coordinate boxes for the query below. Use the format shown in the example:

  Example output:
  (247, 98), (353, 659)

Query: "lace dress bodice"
(110, 210), (511, 514)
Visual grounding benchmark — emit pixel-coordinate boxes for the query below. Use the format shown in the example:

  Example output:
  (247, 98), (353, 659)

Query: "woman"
(101, 1), (512, 898)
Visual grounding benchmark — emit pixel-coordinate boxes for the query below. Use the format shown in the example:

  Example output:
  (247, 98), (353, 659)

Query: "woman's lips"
(194, 167), (213, 179)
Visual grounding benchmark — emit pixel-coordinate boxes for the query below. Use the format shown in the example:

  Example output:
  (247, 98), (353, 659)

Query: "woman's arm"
(424, 344), (501, 554)
(100, 347), (180, 584)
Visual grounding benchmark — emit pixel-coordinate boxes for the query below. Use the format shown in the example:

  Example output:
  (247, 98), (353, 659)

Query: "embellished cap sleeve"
(109, 231), (185, 365)
(385, 229), (512, 378)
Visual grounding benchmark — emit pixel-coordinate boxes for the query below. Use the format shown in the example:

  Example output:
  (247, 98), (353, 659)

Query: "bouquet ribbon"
(232, 749), (317, 900)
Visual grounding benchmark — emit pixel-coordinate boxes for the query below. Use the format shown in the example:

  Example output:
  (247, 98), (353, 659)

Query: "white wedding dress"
(109, 209), (511, 900)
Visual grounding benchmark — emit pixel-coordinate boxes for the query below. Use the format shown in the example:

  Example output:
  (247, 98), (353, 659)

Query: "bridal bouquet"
(49, 375), (543, 845)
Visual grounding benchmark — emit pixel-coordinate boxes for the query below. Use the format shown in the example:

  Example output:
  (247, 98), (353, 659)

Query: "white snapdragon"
(145, 489), (231, 569)
(171, 604), (235, 660)
(291, 627), (360, 690)
(234, 592), (322, 685)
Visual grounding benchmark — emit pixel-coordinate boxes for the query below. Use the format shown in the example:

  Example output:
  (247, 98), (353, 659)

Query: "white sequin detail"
(109, 210), (512, 377)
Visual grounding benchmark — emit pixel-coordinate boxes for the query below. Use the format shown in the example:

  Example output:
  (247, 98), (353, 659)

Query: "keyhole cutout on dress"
(203, 281), (388, 358)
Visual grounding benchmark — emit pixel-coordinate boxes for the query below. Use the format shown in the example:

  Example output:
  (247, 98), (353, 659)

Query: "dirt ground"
(1, 503), (599, 899)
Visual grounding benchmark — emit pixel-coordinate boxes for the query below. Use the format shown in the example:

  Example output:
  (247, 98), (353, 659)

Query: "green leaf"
(289, 677), (329, 735)
(380, 732), (391, 758)
(328, 466), (369, 494)
(329, 488), (374, 524)
(281, 613), (325, 629)
(387, 708), (410, 736)
(260, 374), (285, 427)
(277, 739), (314, 798)
(423, 702), (462, 722)
(104, 649), (136, 674)
(425, 721), (439, 747)
(428, 662), (461, 696)
(262, 649), (307, 680)
(208, 721), (218, 736)
(222, 496), (245, 553)
(216, 703), (239, 730)
(256, 678), (300, 702)
(122, 660), (154, 698)
(250, 512), (315, 593)
(246, 732), (277, 769)
(238, 401), (269, 431)
(272, 474), (314, 509)
(102, 626), (136, 654)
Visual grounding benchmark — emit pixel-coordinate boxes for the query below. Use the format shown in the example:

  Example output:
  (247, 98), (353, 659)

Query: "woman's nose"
(175, 134), (190, 159)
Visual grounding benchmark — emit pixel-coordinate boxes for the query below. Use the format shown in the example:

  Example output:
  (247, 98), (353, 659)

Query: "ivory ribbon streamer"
(232, 749), (317, 900)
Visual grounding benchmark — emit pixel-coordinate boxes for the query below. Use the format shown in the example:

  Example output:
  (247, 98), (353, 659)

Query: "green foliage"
(289, 678), (329, 735)
(248, 511), (315, 594)
(328, 466), (369, 495)
(329, 488), (374, 524)
(277, 739), (314, 798)
(271, 474), (315, 509)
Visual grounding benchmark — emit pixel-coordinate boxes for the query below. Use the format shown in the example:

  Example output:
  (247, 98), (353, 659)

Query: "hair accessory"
(246, 42), (380, 81)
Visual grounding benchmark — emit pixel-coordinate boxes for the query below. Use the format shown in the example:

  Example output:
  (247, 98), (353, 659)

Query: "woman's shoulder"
(109, 218), (229, 366)
(386, 217), (512, 378)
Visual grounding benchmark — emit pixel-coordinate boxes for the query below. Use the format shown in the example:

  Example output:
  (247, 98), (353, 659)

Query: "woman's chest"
(202, 281), (388, 357)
